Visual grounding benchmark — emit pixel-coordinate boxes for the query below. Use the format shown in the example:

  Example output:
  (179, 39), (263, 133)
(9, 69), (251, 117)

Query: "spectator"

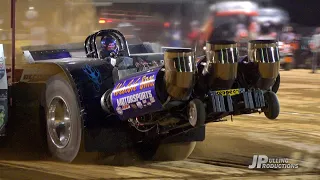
(187, 20), (201, 48)
(170, 21), (182, 47)
(258, 22), (276, 40)
(280, 26), (296, 43)
(310, 27), (320, 73)
(235, 24), (249, 42)
(249, 21), (260, 40)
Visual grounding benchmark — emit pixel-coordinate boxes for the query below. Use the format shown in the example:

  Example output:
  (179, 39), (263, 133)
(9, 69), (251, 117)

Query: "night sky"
(273, 0), (320, 27)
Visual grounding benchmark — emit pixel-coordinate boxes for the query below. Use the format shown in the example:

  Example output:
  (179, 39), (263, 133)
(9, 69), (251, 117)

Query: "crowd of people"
(160, 17), (319, 73)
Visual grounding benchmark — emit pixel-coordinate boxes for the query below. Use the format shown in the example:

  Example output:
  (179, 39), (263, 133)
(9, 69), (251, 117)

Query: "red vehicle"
(200, 1), (259, 55)
(278, 41), (294, 70)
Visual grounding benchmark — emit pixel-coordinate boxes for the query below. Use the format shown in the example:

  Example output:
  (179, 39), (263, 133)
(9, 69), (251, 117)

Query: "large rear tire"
(45, 75), (82, 162)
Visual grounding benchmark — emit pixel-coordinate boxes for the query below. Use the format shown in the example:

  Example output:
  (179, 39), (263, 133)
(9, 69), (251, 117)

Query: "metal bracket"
(243, 90), (254, 109)
(210, 92), (234, 113)
(253, 90), (265, 108)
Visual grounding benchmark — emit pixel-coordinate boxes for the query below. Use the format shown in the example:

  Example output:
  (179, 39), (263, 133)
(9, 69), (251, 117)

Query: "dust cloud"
(1, 0), (98, 46)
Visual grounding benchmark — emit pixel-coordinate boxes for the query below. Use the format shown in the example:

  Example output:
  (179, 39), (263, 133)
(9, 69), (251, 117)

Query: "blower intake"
(205, 40), (239, 90)
(248, 40), (280, 90)
(164, 48), (196, 100)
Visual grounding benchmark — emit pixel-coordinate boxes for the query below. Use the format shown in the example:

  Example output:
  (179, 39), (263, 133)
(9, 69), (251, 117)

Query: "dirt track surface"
(1, 69), (320, 179)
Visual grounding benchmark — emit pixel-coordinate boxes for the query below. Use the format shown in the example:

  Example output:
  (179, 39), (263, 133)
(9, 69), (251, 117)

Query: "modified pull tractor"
(98, 31), (281, 135)
(88, 29), (281, 161)
(9, 28), (282, 163)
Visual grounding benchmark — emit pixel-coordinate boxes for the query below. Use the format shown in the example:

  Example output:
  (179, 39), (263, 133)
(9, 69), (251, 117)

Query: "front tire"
(263, 91), (280, 120)
(45, 75), (82, 162)
(188, 99), (206, 127)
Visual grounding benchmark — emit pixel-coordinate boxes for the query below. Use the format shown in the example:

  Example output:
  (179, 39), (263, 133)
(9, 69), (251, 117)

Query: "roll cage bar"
(84, 29), (130, 59)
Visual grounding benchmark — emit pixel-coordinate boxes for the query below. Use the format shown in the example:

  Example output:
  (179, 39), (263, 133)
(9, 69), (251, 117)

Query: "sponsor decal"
(22, 74), (51, 82)
(215, 89), (242, 96)
(115, 90), (155, 113)
(116, 90), (153, 107)
(82, 64), (102, 92)
(113, 74), (155, 96)
(136, 101), (143, 109)
(116, 107), (123, 115)
(111, 69), (163, 119)
(113, 78), (140, 96)
(139, 75), (155, 90)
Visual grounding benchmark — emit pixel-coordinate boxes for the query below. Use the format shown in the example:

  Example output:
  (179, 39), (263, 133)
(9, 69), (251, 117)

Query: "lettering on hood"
(113, 75), (155, 96)
(116, 90), (153, 107)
